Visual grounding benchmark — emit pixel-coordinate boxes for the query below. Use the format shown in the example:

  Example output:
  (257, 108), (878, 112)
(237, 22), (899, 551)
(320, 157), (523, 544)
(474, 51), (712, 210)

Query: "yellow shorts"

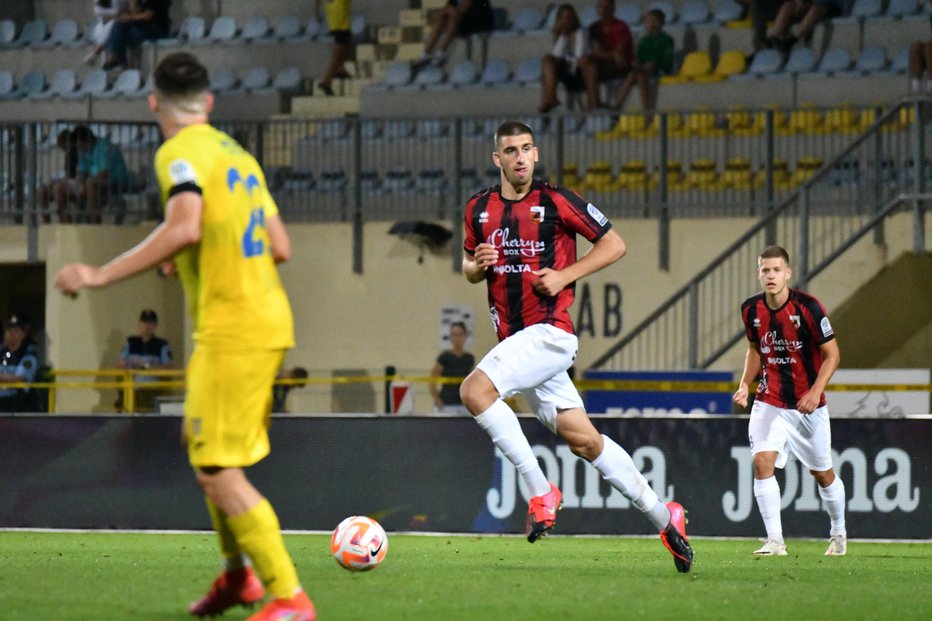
(184, 347), (285, 468)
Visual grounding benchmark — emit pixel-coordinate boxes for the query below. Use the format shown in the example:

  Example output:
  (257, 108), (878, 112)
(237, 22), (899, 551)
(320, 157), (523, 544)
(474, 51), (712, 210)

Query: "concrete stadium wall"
(4, 211), (922, 413)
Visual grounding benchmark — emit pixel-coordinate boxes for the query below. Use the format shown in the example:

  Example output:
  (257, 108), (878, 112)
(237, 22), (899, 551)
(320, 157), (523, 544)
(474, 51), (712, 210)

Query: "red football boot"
(246, 591), (316, 621)
(660, 501), (694, 573)
(526, 482), (563, 543)
(189, 566), (265, 617)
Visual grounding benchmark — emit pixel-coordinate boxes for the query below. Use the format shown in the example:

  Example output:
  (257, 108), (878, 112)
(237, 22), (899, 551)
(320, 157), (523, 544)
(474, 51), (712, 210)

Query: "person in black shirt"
(103, 0), (172, 70)
(0, 313), (42, 413)
(429, 321), (475, 415)
(115, 308), (173, 412)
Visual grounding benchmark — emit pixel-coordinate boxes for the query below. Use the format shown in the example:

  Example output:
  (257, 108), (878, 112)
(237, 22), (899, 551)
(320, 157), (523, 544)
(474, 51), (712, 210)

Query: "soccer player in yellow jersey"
(54, 52), (315, 621)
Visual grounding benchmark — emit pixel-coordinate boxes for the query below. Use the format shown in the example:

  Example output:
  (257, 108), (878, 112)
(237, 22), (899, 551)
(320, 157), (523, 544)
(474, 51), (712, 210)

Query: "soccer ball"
(330, 516), (388, 571)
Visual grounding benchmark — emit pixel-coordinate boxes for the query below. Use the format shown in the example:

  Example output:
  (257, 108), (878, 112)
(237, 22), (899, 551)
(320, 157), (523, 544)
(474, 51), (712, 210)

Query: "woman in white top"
(539, 4), (588, 114)
(84, 0), (130, 65)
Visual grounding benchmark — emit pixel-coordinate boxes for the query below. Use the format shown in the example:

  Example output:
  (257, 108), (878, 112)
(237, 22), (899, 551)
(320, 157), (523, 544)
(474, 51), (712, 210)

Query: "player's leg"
(530, 382), (692, 573)
(749, 401), (789, 555)
(461, 325), (577, 541)
(185, 348), (314, 620)
(792, 406), (847, 555)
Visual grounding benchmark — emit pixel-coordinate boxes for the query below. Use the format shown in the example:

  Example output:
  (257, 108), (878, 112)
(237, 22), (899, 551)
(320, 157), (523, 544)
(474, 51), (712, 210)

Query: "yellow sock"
(204, 497), (243, 567)
(226, 498), (300, 599)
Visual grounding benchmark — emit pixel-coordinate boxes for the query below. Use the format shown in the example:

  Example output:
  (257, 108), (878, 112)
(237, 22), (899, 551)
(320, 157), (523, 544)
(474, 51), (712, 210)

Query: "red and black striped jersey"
(740, 288), (836, 409)
(464, 180), (612, 341)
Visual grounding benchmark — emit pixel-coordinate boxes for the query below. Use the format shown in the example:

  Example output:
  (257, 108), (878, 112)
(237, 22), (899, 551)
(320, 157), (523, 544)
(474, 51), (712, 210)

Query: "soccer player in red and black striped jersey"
(733, 245), (847, 557)
(459, 120), (693, 573)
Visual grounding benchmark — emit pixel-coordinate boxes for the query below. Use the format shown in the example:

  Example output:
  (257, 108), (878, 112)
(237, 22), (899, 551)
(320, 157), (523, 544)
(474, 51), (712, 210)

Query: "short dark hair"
(494, 120), (534, 149)
(291, 367), (309, 379)
(71, 124), (95, 143)
(450, 321), (468, 334)
(647, 8), (666, 25)
(759, 245), (790, 264)
(154, 52), (210, 99)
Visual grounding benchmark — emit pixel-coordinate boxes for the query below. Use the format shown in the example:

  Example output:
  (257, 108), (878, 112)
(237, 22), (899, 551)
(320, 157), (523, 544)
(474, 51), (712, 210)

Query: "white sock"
(591, 435), (670, 531)
(818, 477), (847, 537)
(754, 476), (783, 544)
(475, 400), (551, 497)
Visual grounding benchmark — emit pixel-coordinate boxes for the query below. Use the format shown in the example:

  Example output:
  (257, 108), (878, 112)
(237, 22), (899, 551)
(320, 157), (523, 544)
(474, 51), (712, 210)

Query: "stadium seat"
(33, 18), (79, 48)
(509, 7), (545, 33)
(237, 16), (270, 43)
(513, 58), (540, 84)
(240, 67), (271, 92)
(198, 16), (237, 45)
(61, 69), (107, 99)
(384, 167), (415, 192)
(679, 1), (711, 26)
(580, 161), (619, 192)
(700, 50), (746, 81)
(885, 0), (920, 18)
(788, 155), (823, 186)
(351, 15), (367, 41)
(416, 168), (447, 192)
(775, 47), (817, 77)
(712, 0), (745, 23)
(0, 20), (15, 47)
(158, 16), (206, 46)
(662, 51), (713, 83)
(584, 115), (616, 135)
(648, 2), (678, 24)
(781, 104), (823, 135)
(480, 59), (511, 86)
(663, 160), (686, 190)
(718, 157), (755, 189)
(359, 169), (381, 193)
(305, 17), (325, 40)
(682, 158), (719, 189)
(733, 49), (782, 79)
(823, 106), (862, 133)
(446, 60), (479, 88)
(10, 19), (48, 48)
(617, 160), (656, 191)
(616, 4), (644, 26)
(836, 0), (884, 22)
(30, 69), (75, 99)
(383, 61), (413, 88)
(808, 47), (852, 76)
(412, 65), (445, 88)
(415, 119), (448, 139)
(209, 67), (238, 93)
(383, 120), (416, 140)
(9, 71), (45, 99)
(281, 170), (315, 192)
(99, 69), (141, 98)
(0, 70), (13, 99)
(889, 47), (910, 73)
(681, 110), (725, 136)
(845, 47), (887, 75)
(268, 15), (303, 42)
(272, 66), (302, 94)
(317, 169), (348, 193)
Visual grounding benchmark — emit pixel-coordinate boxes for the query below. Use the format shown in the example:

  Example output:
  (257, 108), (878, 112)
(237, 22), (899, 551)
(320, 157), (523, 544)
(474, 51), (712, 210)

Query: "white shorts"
(476, 323), (584, 434)
(748, 401), (834, 472)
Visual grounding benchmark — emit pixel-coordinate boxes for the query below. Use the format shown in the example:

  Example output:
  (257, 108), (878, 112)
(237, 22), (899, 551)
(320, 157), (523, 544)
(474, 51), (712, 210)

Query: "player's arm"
(266, 214), (291, 264)
(733, 342), (762, 408)
(532, 229), (625, 297)
(797, 338), (840, 414)
(54, 192), (202, 296)
(462, 242), (498, 283)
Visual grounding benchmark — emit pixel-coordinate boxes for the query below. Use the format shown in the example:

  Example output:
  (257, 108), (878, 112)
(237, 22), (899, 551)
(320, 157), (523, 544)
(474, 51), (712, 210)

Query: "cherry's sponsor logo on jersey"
(758, 330), (803, 355)
(487, 228), (546, 257)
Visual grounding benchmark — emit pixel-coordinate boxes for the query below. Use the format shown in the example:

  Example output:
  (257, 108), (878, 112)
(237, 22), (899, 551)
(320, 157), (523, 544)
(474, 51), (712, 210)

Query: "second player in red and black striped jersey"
(464, 179), (612, 341)
(740, 288), (835, 409)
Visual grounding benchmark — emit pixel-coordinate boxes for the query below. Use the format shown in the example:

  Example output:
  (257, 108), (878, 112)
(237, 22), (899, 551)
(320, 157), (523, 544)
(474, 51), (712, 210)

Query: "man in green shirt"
(612, 9), (673, 121)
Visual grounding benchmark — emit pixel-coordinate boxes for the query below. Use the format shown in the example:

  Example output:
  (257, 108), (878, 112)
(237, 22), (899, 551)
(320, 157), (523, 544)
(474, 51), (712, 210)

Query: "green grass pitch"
(1, 531), (928, 620)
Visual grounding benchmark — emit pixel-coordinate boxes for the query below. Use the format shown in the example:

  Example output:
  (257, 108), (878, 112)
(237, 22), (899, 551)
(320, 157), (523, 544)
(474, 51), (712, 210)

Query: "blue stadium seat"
(33, 18), (79, 48)
(847, 47), (887, 74)
(305, 17), (325, 39)
(648, 2), (678, 24)
(447, 60), (479, 87)
(616, 4), (644, 26)
(890, 46), (910, 73)
(30, 69), (75, 99)
(775, 47), (817, 76)
(679, 1), (711, 26)
(271, 66), (302, 94)
(198, 16), (237, 46)
(269, 15), (303, 41)
(359, 169), (381, 193)
(712, 0), (745, 23)
(99, 69), (141, 98)
(384, 167), (415, 192)
(157, 16), (205, 46)
(317, 169), (348, 193)
(383, 120), (416, 140)
(839, 0), (884, 21)
(240, 67), (271, 92)
(514, 58), (542, 84)
(383, 61), (413, 88)
(209, 67), (238, 93)
(885, 0), (919, 18)
(0, 70), (13, 99)
(480, 59), (511, 86)
(0, 20), (15, 47)
(236, 16), (270, 43)
(11, 19), (48, 48)
(412, 65), (445, 88)
(63, 69), (108, 99)
(731, 49), (782, 79)
(416, 119), (448, 139)
(810, 47), (852, 76)
(510, 7), (545, 33)
(351, 15), (367, 40)
(416, 168), (447, 192)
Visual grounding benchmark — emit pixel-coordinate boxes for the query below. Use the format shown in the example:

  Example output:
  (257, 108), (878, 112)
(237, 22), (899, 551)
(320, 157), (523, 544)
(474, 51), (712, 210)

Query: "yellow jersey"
(154, 124), (294, 351)
(324, 0), (352, 31)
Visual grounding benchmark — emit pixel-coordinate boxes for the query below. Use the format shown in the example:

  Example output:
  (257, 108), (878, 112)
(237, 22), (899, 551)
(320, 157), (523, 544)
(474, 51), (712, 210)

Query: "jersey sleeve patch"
(820, 316), (833, 338)
(586, 202), (608, 227)
(168, 159), (198, 186)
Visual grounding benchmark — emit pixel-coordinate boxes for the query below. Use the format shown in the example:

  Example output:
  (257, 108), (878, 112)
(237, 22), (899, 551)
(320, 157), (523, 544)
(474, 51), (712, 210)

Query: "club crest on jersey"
(789, 314), (800, 329)
(752, 318), (761, 328)
(479, 211), (489, 224)
(586, 203), (608, 226)
(530, 206), (545, 223)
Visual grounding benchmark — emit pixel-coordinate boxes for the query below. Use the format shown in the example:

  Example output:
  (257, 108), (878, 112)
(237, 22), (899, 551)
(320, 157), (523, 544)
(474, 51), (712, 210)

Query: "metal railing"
(589, 99), (930, 371)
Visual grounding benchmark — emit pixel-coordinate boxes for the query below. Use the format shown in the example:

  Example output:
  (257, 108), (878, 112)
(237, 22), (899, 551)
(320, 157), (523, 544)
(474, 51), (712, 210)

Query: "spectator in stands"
(429, 321), (475, 415)
(115, 308), (174, 412)
(909, 40), (932, 94)
(272, 366), (309, 413)
(539, 4), (588, 114)
(38, 128), (79, 223)
(72, 125), (131, 223)
(316, 0), (354, 96)
(579, 0), (634, 110)
(413, 0), (495, 69)
(102, 0), (172, 71)
(765, 0), (845, 57)
(744, 0), (783, 53)
(612, 8), (673, 122)
(0, 312), (41, 413)
(84, 0), (130, 66)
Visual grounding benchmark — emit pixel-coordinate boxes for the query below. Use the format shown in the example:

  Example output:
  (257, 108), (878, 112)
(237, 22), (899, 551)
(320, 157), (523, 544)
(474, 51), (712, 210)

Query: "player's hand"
(472, 243), (499, 270)
(54, 263), (104, 298)
(531, 268), (567, 297)
(732, 384), (749, 408)
(158, 260), (177, 278)
(797, 389), (819, 414)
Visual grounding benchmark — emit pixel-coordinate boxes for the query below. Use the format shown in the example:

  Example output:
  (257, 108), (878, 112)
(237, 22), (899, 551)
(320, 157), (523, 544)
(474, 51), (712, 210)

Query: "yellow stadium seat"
(708, 50), (748, 81)
(580, 161), (619, 192)
(661, 51), (713, 84)
(823, 105), (860, 134)
(662, 160), (687, 190)
(718, 157), (755, 190)
(554, 162), (581, 190)
(782, 104), (824, 136)
(788, 156), (824, 186)
(596, 113), (648, 140)
(617, 160), (658, 191)
(756, 158), (791, 189)
(681, 110), (725, 137)
(682, 158), (719, 189)
(725, 108), (759, 135)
